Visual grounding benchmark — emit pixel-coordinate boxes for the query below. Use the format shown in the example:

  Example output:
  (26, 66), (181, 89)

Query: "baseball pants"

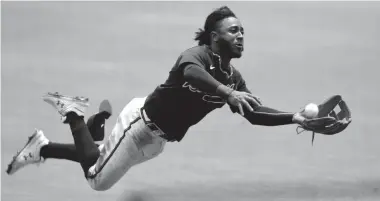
(86, 97), (167, 191)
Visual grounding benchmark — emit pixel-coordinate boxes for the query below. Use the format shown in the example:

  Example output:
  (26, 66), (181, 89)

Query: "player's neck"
(220, 57), (231, 70)
(209, 44), (231, 69)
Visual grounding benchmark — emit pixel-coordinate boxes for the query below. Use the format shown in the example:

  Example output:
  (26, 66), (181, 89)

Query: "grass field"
(2, 2), (380, 201)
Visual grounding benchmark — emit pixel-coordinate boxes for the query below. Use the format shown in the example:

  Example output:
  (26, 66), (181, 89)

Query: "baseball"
(304, 103), (319, 118)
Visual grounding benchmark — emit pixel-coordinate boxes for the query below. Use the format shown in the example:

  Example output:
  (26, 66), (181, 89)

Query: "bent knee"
(91, 183), (112, 191)
(87, 177), (114, 191)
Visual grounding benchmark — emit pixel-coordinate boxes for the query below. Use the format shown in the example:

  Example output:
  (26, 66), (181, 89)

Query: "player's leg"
(6, 100), (112, 175)
(43, 94), (166, 191)
(40, 100), (112, 162)
(6, 129), (49, 175)
(7, 92), (166, 191)
(65, 112), (101, 175)
(7, 116), (101, 176)
(7, 135), (104, 175)
(86, 97), (166, 191)
(40, 104), (111, 162)
(40, 142), (79, 162)
(40, 142), (104, 162)
(43, 95), (114, 174)
(39, 105), (111, 162)
(40, 92), (103, 176)
(6, 129), (92, 175)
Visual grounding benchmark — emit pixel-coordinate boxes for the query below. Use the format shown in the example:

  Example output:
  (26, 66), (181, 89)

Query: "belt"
(140, 108), (174, 142)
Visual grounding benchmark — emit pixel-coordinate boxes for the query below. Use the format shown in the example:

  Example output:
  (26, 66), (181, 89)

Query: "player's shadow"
(117, 179), (380, 201)
(117, 191), (151, 201)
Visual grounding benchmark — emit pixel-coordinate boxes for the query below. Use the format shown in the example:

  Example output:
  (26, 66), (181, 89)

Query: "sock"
(40, 142), (79, 162)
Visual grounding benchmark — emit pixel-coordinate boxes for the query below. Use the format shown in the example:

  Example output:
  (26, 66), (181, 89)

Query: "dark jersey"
(143, 45), (248, 142)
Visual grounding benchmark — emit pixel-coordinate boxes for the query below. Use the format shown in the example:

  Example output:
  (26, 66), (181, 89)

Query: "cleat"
(6, 129), (49, 175)
(43, 92), (90, 122)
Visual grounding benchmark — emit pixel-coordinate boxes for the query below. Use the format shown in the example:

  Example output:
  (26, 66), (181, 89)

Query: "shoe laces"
(48, 92), (89, 102)
(75, 96), (89, 102)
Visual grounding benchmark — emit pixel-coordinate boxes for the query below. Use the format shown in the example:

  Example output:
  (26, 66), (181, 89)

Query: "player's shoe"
(6, 129), (49, 175)
(43, 92), (90, 123)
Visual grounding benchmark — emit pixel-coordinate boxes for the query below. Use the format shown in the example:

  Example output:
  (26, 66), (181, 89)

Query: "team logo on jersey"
(182, 82), (235, 104)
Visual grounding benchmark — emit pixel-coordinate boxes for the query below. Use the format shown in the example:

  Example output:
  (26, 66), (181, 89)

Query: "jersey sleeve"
(175, 49), (208, 72)
(164, 47), (211, 87)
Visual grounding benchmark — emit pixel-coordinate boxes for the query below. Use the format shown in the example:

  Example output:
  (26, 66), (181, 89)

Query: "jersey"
(143, 45), (248, 142)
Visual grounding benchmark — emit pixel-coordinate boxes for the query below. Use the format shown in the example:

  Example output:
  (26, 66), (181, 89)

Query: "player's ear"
(211, 31), (219, 43)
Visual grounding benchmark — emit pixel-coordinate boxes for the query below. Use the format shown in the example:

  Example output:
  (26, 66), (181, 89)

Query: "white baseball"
(304, 103), (319, 118)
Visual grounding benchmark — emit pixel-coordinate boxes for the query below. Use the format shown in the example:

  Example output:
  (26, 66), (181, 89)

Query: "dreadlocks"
(194, 6), (236, 45)
(194, 6), (237, 46)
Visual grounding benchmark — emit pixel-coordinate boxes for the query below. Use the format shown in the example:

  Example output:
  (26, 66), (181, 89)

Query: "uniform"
(85, 45), (248, 190)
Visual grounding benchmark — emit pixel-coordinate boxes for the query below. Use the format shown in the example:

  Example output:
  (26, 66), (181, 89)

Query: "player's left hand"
(296, 95), (352, 144)
(302, 95), (352, 135)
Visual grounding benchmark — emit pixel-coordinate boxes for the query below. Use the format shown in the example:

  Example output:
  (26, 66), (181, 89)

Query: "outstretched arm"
(239, 106), (302, 126)
(231, 80), (305, 126)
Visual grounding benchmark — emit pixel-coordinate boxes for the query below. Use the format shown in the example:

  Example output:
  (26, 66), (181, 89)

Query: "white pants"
(86, 97), (167, 191)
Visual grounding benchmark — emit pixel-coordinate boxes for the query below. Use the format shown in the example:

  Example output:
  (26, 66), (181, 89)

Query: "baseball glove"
(297, 95), (352, 144)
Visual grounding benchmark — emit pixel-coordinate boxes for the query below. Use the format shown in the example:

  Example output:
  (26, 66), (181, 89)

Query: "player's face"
(215, 17), (244, 58)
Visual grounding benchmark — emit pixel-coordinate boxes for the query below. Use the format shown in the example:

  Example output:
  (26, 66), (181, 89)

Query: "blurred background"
(2, 2), (380, 201)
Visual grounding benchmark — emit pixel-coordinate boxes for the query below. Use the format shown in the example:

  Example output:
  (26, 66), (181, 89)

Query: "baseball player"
(6, 6), (351, 191)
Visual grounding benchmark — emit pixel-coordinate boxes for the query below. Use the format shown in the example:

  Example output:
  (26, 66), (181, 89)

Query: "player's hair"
(194, 6), (237, 46)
